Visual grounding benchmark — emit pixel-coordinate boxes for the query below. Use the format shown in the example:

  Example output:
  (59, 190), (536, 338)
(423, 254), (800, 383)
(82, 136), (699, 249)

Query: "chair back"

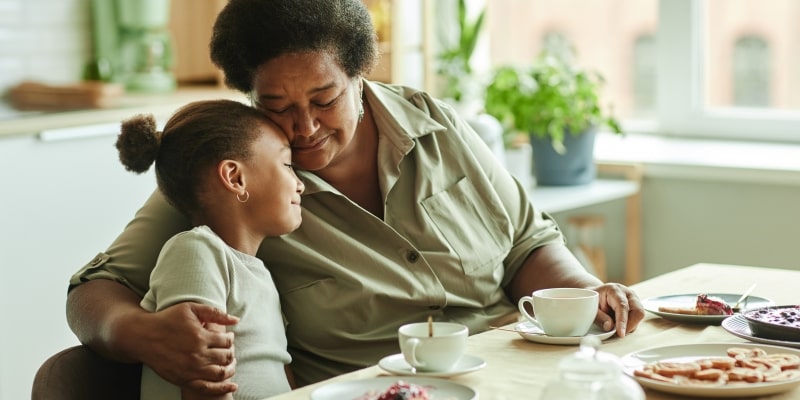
(31, 345), (142, 400)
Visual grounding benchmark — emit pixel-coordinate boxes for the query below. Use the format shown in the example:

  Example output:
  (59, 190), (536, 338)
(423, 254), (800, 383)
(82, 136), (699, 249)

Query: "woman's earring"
(358, 96), (365, 123)
(237, 190), (250, 203)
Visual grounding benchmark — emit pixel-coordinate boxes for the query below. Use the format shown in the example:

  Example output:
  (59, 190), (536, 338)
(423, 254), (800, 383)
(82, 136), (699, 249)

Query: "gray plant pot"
(529, 127), (596, 186)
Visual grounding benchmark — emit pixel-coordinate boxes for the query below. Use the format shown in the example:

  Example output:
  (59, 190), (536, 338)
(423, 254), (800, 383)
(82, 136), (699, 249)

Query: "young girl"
(115, 99), (304, 400)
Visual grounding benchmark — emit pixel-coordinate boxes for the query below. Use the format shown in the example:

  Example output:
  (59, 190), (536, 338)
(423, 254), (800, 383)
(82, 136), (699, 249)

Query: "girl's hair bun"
(116, 113), (161, 173)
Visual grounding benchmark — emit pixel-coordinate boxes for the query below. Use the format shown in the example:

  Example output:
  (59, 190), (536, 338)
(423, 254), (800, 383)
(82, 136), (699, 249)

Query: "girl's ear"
(217, 159), (246, 195)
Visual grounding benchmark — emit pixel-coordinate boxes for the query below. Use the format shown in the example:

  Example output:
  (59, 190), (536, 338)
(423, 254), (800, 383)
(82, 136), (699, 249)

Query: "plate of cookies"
(622, 343), (800, 397)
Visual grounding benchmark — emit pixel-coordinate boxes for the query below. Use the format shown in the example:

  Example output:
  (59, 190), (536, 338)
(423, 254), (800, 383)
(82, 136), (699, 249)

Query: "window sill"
(594, 133), (800, 185)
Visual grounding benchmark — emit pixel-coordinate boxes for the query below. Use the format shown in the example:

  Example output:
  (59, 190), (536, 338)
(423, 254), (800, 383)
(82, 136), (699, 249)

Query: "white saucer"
(514, 321), (616, 345)
(378, 353), (486, 377)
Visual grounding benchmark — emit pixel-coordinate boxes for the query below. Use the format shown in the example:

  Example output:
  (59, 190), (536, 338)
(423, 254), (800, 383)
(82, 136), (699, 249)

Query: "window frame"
(654, 0), (800, 143)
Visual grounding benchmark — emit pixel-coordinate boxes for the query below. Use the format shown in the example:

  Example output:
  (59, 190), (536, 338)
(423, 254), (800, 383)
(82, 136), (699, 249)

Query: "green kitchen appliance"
(89, 0), (176, 93)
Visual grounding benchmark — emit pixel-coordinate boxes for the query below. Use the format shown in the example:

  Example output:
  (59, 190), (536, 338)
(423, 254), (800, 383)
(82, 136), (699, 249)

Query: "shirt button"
(90, 256), (103, 266)
(406, 250), (420, 263)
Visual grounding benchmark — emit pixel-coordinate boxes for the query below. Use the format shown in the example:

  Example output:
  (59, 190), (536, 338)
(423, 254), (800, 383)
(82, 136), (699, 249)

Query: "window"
(480, 0), (800, 142)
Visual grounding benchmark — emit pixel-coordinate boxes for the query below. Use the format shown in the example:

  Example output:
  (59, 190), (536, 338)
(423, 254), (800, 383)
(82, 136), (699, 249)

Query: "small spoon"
(732, 283), (757, 313)
(489, 326), (547, 336)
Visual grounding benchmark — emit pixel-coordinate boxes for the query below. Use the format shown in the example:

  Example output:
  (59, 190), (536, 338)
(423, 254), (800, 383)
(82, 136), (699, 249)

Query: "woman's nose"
(292, 108), (319, 137)
(296, 178), (305, 194)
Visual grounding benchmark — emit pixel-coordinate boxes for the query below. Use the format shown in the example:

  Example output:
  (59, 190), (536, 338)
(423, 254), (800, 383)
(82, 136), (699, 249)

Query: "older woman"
(66, 0), (645, 395)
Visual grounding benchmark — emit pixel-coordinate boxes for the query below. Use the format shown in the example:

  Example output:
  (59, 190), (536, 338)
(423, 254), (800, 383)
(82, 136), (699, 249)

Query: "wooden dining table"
(265, 263), (800, 399)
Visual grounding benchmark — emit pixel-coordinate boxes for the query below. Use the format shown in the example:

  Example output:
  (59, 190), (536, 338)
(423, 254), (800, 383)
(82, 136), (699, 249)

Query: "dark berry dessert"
(356, 380), (431, 400)
(743, 305), (800, 341)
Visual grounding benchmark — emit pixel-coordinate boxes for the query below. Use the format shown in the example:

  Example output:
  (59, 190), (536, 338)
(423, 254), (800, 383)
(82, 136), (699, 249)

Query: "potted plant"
(484, 51), (622, 186)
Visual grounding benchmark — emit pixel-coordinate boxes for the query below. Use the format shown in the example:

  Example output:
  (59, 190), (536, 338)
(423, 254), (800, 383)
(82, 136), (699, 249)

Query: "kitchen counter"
(0, 85), (244, 138)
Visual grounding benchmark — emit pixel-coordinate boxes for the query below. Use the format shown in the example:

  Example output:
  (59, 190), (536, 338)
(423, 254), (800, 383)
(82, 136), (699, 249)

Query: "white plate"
(514, 321), (615, 345)
(378, 353), (486, 377)
(622, 343), (800, 398)
(309, 376), (478, 400)
(722, 314), (800, 348)
(643, 293), (774, 324)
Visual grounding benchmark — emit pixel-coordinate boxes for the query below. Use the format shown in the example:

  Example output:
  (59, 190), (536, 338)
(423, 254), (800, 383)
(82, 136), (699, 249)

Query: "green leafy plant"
(485, 51), (622, 153)
(437, 0), (485, 103)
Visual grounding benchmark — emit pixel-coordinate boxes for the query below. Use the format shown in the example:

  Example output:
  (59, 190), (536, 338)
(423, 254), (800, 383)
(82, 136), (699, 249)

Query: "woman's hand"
(179, 321), (237, 399)
(591, 282), (645, 338)
(509, 244), (645, 338)
(119, 302), (240, 395)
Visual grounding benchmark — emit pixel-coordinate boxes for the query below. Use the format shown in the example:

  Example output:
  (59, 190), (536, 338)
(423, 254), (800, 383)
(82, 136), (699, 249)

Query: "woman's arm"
(507, 243), (602, 301)
(66, 279), (239, 395)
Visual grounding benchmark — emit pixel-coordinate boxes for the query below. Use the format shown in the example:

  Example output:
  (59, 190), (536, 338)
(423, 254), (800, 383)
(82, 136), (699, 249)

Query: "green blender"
(89, 0), (176, 93)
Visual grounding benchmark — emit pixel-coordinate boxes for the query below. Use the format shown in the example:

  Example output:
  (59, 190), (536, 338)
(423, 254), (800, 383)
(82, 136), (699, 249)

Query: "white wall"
(547, 175), (800, 285)
(0, 130), (157, 400)
(639, 177), (800, 276)
(0, 0), (90, 94)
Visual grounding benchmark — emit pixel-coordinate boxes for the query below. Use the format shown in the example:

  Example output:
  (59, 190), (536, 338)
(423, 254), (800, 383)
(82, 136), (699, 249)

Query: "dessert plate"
(310, 376), (478, 400)
(378, 353), (486, 378)
(514, 321), (615, 345)
(622, 343), (800, 398)
(722, 314), (800, 348)
(643, 293), (773, 324)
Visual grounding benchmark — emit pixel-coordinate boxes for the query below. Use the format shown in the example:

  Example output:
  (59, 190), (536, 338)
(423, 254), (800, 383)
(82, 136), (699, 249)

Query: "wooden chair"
(31, 345), (141, 400)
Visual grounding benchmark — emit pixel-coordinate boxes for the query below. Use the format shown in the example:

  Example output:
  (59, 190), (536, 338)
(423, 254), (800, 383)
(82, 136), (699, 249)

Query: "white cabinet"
(0, 127), (157, 400)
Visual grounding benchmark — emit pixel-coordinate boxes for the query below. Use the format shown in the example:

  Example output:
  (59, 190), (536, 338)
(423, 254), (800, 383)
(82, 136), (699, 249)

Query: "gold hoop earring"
(237, 190), (249, 203)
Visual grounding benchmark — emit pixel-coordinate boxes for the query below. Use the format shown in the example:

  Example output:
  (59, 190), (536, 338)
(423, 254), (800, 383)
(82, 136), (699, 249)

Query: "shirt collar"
(363, 80), (446, 141)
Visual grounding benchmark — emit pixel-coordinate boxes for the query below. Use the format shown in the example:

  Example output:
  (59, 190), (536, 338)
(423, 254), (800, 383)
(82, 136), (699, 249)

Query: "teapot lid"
(557, 336), (622, 382)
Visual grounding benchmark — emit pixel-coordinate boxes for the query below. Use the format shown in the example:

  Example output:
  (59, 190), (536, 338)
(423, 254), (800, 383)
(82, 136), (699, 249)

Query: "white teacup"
(398, 322), (468, 372)
(517, 288), (599, 337)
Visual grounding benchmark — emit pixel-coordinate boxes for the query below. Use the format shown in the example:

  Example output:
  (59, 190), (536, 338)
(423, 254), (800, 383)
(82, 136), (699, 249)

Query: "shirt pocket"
(422, 176), (512, 274)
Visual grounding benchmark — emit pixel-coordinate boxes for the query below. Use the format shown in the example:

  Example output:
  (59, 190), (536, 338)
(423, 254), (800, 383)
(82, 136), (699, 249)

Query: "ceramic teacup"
(517, 288), (599, 337)
(398, 322), (468, 372)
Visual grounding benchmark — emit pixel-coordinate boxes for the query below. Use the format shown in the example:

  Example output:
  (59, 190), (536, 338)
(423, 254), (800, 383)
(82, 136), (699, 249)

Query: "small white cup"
(517, 288), (599, 337)
(398, 322), (468, 372)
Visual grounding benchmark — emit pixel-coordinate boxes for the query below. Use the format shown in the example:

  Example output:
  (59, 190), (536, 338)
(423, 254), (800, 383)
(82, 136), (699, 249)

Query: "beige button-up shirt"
(70, 81), (563, 386)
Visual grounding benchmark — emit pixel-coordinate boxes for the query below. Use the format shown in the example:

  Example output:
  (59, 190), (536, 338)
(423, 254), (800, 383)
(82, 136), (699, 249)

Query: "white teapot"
(540, 336), (645, 400)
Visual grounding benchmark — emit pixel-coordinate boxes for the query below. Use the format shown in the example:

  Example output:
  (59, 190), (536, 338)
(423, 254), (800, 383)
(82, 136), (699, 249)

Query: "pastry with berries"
(658, 294), (733, 315)
(354, 380), (431, 400)
(374, 381), (430, 400)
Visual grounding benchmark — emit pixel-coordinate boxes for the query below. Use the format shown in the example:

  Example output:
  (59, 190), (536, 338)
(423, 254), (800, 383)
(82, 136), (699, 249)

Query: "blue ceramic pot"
(529, 127), (596, 186)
